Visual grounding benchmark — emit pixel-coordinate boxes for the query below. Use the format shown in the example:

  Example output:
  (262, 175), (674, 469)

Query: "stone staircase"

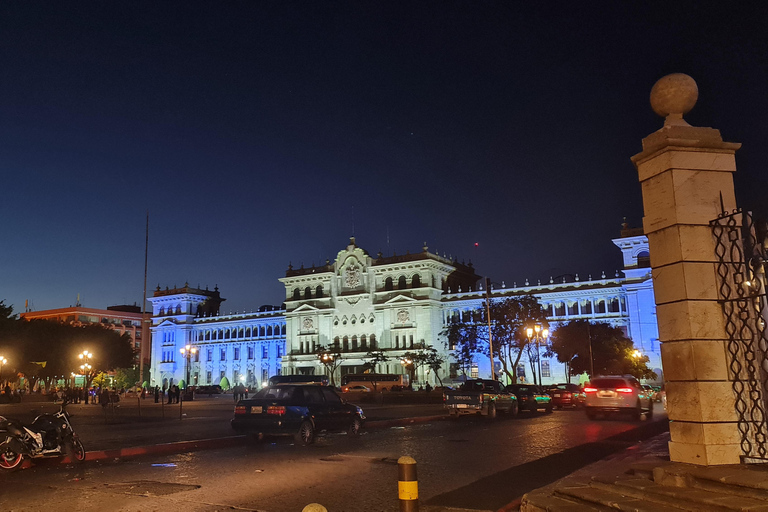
(521, 460), (768, 511)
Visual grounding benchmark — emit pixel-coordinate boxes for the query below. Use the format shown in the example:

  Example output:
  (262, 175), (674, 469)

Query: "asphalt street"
(0, 399), (668, 512)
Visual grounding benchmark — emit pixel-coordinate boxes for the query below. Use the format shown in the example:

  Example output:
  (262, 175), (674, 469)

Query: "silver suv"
(583, 376), (653, 420)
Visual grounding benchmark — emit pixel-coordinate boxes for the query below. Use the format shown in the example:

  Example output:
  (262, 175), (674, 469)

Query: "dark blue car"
(231, 384), (365, 445)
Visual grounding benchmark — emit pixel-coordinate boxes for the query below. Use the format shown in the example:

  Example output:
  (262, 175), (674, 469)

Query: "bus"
(340, 373), (409, 392)
(267, 374), (329, 386)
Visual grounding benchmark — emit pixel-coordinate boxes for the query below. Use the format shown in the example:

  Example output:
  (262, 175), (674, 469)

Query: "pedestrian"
(154, 386), (159, 403)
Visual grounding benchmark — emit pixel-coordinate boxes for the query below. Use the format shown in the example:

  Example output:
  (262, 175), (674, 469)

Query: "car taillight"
(267, 406), (286, 415)
(583, 387), (597, 393)
(616, 387), (634, 393)
(342, 387), (349, 392)
(234, 405), (247, 415)
(564, 392), (572, 398)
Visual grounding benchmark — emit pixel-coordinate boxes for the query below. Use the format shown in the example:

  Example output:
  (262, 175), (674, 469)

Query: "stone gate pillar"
(631, 74), (742, 465)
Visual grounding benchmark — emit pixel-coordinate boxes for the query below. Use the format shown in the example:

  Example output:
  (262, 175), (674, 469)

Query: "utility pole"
(485, 277), (495, 380)
(140, 211), (149, 390)
(586, 321), (595, 378)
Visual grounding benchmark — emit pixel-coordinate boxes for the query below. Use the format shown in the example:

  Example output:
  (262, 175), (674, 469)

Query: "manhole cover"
(104, 480), (201, 496)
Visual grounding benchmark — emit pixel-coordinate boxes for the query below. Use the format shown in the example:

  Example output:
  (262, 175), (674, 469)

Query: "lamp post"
(78, 350), (93, 403)
(400, 357), (414, 388)
(0, 356), (7, 385)
(526, 324), (549, 386)
(179, 344), (197, 391)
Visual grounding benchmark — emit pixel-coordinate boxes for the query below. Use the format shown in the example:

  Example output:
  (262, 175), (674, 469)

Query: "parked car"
(546, 383), (585, 409)
(504, 384), (552, 413)
(196, 385), (223, 395)
(231, 384), (365, 445)
(583, 376), (653, 420)
(343, 385), (371, 393)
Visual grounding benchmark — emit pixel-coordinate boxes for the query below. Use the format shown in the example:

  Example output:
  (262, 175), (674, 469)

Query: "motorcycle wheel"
(0, 443), (23, 472)
(65, 438), (86, 463)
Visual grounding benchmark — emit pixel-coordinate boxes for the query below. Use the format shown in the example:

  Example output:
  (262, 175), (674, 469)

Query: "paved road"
(0, 400), (668, 512)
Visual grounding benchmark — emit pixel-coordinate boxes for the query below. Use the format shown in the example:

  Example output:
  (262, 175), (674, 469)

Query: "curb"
(51, 413), (451, 465)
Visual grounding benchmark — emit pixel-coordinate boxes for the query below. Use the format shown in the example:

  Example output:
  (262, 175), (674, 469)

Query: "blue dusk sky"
(1, 2), (767, 314)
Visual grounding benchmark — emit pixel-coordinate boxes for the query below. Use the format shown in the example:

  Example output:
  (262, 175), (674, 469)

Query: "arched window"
(224, 330), (230, 339)
(385, 277), (393, 291)
(361, 335), (367, 349)
(637, 251), (650, 268)
(343, 336), (349, 352)
(333, 336), (340, 350)
(412, 274), (421, 288)
(293, 288), (300, 300)
(245, 328), (251, 338)
(205, 331), (211, 341)
(239, 328), (245, 338)
(398, 276), (407, 290)
(281, 325), (286, 335)
(595, 300), (606, 314)
(316, 285), (324, 298)
(260, 326), (266, 337)
(159, 307), (165, 316)
(370, 334), (376, 349)
(304, 286), (312, 299)
(267, 325), (273, 336)
(352, 336), (358, 351)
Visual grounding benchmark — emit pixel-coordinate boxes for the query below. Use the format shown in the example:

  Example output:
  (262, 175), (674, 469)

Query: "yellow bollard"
(302, 504), (328, 512)
(398, 456), (418, 512)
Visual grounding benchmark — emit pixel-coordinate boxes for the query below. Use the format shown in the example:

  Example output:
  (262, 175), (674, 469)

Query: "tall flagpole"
(140, 211), (149, 390)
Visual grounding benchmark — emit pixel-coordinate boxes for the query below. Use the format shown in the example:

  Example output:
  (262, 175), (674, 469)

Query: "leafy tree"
(402, 345), (444, 388)
(425, 348), (446, 386)
(549, 320), (656, 379)
(315, 344), (343, 386)
(486, 295), (548, 384)
(361, 350), (390, 390)
(442, 318), (482, 379)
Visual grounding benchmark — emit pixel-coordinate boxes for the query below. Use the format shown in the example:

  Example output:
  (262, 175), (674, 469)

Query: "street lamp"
(78, 350), (93, 402)
(0, 356), (7, 384)
(526, 324), (549, 386)
(400, 357), (414, 388)
(179, 344), (197, 390)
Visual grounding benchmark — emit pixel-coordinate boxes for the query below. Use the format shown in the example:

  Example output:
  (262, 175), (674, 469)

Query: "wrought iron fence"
(711, 208), (768, 462)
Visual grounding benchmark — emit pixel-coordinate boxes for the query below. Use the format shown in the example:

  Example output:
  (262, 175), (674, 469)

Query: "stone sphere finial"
(650, 73), (698, 123)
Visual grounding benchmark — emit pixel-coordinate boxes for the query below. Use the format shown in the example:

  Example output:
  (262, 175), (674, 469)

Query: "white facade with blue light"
(148, 231), (660, 389)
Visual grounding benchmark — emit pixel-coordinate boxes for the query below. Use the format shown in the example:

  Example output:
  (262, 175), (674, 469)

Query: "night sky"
(1, 2), (767, 314)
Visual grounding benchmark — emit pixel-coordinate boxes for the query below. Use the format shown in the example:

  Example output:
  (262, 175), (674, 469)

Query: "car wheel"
(295, 421), (315, 445)
(348, 417), (362, 436)
(65, 438), (86, 463)
(633, 401), (643, 421)
(509, 401), (519, 417)
(487, 403), (497, 420)
(0, 442), (23, 472)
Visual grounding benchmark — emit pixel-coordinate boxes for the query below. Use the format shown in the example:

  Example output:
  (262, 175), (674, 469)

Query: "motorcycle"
(0, 400), (86, 471)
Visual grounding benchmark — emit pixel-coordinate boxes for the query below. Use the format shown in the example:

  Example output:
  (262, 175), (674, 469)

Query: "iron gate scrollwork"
(711, 208), (768, 462)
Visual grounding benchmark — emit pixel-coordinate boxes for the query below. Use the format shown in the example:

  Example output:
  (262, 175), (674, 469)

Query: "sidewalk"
(520, 432), (768, 511)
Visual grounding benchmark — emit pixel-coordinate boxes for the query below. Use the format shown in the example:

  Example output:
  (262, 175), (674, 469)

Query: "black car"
(546, 383), (585, 409)
(231, 384), (365, 445)
(504, 384), (553, 413)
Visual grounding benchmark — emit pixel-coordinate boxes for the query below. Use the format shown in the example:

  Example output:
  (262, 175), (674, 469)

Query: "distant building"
(147, 230), (660, 389)
(148, 284), (285, 390)
(20, 305), (150, 369)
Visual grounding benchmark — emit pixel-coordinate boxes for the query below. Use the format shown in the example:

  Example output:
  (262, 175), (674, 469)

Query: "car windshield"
(591, 378), (631, 389)
(253, 386), (298, 400)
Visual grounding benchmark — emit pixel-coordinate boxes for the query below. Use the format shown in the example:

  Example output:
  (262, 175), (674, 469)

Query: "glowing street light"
(180, 344), (197, 390)
(526, 324), (549, 387)
(0, 356), (7, 384)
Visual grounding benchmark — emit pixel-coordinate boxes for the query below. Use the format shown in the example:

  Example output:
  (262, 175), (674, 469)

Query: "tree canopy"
(549, 320), (656, 380)
(0, 302), (137, 391)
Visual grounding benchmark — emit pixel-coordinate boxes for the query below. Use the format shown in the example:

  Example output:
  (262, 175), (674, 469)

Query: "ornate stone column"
(631, 74), (742, 465)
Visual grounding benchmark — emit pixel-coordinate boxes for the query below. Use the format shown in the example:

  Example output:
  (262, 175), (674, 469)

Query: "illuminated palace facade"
(148, 231), (659, 389)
